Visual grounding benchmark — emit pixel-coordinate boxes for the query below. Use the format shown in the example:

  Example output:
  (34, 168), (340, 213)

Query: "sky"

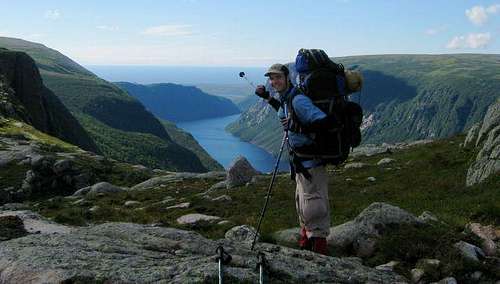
(1, 0), (499, 66)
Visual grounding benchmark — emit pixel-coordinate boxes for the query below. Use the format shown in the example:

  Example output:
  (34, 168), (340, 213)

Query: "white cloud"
(97, 25), (119, 31)
(446, 33), (491, 49)
(466, 4), (500, 25)
(486, 4), (500, 13)
(44, 9), (61, 20)
(141, 25), (193, 37)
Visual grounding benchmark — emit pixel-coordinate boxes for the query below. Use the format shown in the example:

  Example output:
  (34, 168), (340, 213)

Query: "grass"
(9, 133), (499, 282)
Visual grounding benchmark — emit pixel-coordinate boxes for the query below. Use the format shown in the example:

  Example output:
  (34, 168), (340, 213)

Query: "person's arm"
(255, 85), (281, 112)
(292, 95), (334, 130)
(268, 97), (281, 112)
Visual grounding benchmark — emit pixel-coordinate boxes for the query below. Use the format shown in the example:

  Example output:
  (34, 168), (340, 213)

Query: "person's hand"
(255, 85), (270, 100)
(280, 117), (289, 130)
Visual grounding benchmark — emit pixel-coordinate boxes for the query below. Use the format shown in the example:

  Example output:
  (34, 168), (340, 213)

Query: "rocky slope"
(1, 121), (499, 282)
(116, 82), (240, 122)
(0, 37), (220, 172)
(228, 54), (500, 155)
(0, 48), (98, 153)
(464, 98), (500, 186)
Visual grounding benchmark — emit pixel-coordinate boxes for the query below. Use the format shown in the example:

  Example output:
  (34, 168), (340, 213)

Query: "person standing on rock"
(255, 63), (331, 255)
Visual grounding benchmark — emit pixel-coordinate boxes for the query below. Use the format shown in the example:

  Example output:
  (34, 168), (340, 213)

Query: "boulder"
(328, 202), (422, 257)
(177, 213), (221, 225)
(377, 158), (395, 166)
(225, 225), (258, 245)
(466, 223), (498, 256)
(0, 210), (73, 234)
(454, 241), (485, 264)
(131, 171), (226, 191)
(166, 202), (190, 210)
(0, 221), (407, 283)
(274, 227), (301, 245)
(88, 182), (124, 195)
(226, 156), (260, 188)
(124, 201), (141, 208)
(344, 162), (368, 169)
(0, 215), (28, 241)
(52, 159), (72, 175)
(211, 195), (232, 202)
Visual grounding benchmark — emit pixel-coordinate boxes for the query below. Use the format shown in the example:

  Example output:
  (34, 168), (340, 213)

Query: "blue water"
(177, 115), (289, 173)
(86, 65), (266, 85)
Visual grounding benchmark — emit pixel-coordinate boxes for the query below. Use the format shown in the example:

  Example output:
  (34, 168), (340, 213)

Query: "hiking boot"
(310, 237), (328, 255)
(298, 227), (311, 250)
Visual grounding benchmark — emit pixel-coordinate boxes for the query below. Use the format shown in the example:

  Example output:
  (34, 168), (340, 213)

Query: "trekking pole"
(215, 246), (232, 284)
(256, 252), (267, 284)
(239, 71), (257, 88)
(251, 130), (288, 250)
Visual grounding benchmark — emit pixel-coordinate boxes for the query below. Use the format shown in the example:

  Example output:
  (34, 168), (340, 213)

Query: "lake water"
(177, 115), (289, 173)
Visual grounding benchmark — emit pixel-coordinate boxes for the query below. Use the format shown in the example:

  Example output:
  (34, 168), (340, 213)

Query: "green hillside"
(0, 37), (220, 172)
(228, 54), (500, 155)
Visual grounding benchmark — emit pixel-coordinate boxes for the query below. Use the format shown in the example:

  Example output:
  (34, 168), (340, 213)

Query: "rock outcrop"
(0, 213), (407, 283)
(327, 202), (423, 257)
(0, 48), (98, 152)
(226, 156), (260, 188)
(466, 99), (500, 186)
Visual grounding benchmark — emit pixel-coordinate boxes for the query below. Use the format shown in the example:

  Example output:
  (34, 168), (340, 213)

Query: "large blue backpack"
(289, 48), (363, 165)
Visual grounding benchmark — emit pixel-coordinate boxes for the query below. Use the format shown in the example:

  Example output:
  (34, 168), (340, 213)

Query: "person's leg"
(295, 174), (310, 249)
(295, 166), (330, 254)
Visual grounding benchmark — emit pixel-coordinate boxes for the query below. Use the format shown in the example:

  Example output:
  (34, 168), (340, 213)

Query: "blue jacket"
(276, 87), (327, 169)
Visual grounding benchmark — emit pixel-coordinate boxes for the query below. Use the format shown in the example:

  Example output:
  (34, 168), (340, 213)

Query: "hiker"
(254, 63), (332, 255)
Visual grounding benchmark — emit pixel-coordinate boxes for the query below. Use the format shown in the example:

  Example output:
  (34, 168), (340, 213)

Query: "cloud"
(466, 4), (500, 25)
(446, 33), (491, 49)
(44, 9), (61, 20)
(97, 25), (119, 31)
(141, 25), (193, 37)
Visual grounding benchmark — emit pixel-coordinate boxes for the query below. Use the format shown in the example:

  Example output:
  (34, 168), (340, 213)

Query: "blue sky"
(1, 0), (499, 66)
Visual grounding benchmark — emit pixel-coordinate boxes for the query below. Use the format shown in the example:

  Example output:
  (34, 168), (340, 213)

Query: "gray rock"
(438, 277), (457, 284)
(367, 176), (376, 182)
(411, 268), (425, 283)
(418, 211), (439, 223)
(209, 180), (227, 191)
(124, 201), (141, 208)
(132, 171), (226, 191)
(0, 210), (73, 234)
(476, 98), (500, 146)
(226, 156), (260, 188)
(463, 123), (480, 148)
(31, 155), (55, 171)
(273, 227), (300, 245)
(466, 223), (498, 256)
(72, 186), (91, 196)
(89, 206), (100, 213)
(52, 159), (72, 175)
(467, 99), (500, 186)
(328, 202), (422, 257)
(166, 202), (190, 210)
(377, 158), (395, 166)
(211, 195), (232, 202)
(375, 261), (400, 272)
(177, 213), (221, 225)
(0, 222), (406, 283)
(225, 225), (258, 245)
(88, 182), (124, 195)
(344, 162), (368, 169)
(454, 241), (485, 264)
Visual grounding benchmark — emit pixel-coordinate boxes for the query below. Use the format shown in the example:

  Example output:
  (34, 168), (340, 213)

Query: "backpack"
(288, 48), (363, 165)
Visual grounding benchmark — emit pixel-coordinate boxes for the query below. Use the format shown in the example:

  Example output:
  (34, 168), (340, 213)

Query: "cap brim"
(264, 71), (284, 77)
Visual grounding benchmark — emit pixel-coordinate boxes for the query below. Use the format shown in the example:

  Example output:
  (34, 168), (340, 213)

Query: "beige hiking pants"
(295, 165), (331, 238)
